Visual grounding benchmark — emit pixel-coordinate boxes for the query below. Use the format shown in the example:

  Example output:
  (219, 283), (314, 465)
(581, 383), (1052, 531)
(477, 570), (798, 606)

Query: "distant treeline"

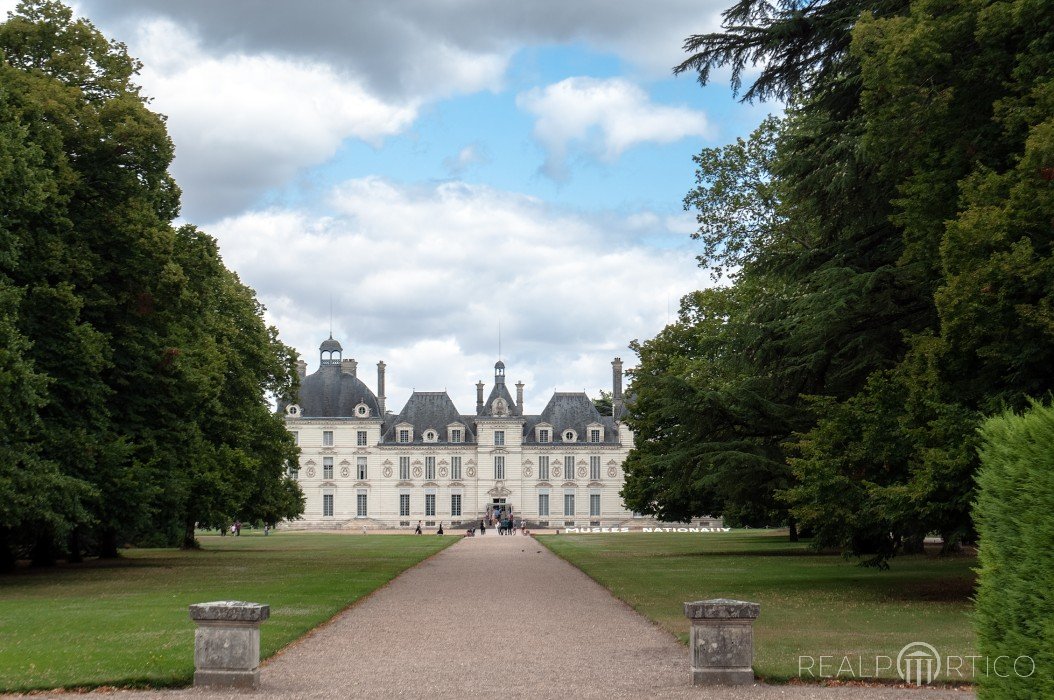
(0, 1), (303, 569)
(622, 0), (1054, 566)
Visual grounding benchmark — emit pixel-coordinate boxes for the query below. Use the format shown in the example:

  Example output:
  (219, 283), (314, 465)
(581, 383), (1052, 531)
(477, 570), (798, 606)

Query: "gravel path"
(64, 534), (972, 699)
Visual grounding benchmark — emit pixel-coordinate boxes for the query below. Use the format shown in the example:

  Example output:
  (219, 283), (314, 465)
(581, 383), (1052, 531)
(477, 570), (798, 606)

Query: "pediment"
(396, 480), (414, 488)
(587, 481), (604, 488)
(561, 481), (577, 488)
(352, 481), (370, 489)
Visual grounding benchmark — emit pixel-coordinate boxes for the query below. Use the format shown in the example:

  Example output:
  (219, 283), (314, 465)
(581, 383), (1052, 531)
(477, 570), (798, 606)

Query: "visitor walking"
(415, 521), (423, 535)
(480, 520), (486, 535)
(437, 522), (444, 535)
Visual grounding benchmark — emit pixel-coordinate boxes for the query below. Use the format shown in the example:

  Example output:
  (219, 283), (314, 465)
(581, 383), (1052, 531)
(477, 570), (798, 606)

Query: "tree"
(0, 1), (303, 560)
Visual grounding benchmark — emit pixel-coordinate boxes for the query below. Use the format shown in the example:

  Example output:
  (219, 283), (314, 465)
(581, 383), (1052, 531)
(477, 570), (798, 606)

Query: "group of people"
(464, 515), (528, 537)
(414, 521), (444, 535)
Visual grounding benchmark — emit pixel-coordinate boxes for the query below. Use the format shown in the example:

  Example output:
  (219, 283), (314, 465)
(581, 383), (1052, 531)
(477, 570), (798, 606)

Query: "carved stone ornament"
(466, 466), (476, 478)
(306, 467), (316, 478)
(577, 466), (587, 478)
(412, 466), (423, 478)
(340, 466), (350, 478)
(551, 466), (562, 479)
(438, 466), (448, 478)
(382, 466), (393, 478)
(607, 466), (618, 478)
(523, 466), (534, 478)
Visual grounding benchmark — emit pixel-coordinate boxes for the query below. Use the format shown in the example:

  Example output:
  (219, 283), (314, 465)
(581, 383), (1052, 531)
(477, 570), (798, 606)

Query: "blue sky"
(12, 0), (776, 412)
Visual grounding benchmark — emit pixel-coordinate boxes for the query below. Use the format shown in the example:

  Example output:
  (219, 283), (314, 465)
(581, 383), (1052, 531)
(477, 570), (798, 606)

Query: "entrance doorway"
(490, 498), (513, 522)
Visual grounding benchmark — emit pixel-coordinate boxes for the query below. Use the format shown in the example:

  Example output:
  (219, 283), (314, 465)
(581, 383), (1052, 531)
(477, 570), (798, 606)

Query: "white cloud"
(442, 143), (489, 176)
(517, 77), (711, 179)
(210, 177), (707, 413)
(130, 19), (419, 221)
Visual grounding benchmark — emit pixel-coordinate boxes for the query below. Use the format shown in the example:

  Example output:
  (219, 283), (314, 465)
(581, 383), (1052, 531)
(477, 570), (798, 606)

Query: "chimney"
(476, 381), (485, 415)
(515, 381), (524, 416)
(377, 361), (386, 415)
(341, 358), (357, 377)
(296, 359), (307, 379)
(612, 357), (624, 411)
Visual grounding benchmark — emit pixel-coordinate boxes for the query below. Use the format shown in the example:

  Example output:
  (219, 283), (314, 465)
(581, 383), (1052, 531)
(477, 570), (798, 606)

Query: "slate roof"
(297, 365), (381, 418)
(382, 391), (476, 444)
(523, 392), (618, 444)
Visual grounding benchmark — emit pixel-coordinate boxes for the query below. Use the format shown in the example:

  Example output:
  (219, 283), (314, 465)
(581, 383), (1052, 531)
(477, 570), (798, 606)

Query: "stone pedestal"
(189, 601), (270, 688)
(684, 598), (760, 685)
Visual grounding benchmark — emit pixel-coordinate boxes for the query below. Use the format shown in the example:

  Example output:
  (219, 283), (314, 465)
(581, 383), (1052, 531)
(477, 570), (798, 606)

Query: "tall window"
(589, 429), (601, 443)
(356, 491), (367, 517)
(425, 456), (436, 480)
(399, 494), (410, 517)
(425, 493), (436, 517)
(451, 456), (462, 480)
(323, 457), (333, 479)
(564, 455), (575, 479)
(494, 430), (505, 446)
(292, 431), (299, 445)
(590, 493), (601, 516)
(450, 429), (462, 443)
(538, 429), (549, 443)
(494, 455), (505, 480)
(590, 456), (600, 480)
(538, 456), (549, 480)
(357, 457), (368, 480)
(538, 493), (550, 516)
(357, 430), (368, 446)
(323, 493), (334, 517)
(564, 493), (575, 516)
(398, 429), (409, 443)
(323, 430), (334, 447)
(451, 494), (462, 517)
(287, 462), (299, 480)
(399, 456), (410, 480)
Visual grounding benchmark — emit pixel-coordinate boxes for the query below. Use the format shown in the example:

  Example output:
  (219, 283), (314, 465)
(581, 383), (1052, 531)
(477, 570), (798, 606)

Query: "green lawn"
(539, 530), (976, 683)
(0, 532), (455, 692)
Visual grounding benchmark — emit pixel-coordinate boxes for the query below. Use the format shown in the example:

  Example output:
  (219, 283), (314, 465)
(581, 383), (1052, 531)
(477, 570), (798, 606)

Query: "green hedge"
(974, 400), (1054, 699)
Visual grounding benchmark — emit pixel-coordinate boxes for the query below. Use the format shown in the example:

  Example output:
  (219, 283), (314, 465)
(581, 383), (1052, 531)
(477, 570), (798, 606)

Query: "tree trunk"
(0, 531), (15, 573)
(182, 518), (199, 550)
(98, 529), (119, 559)
(67, 528), (83, 564)
(788, 517), (799, 542)
(30, 531), (56, 567)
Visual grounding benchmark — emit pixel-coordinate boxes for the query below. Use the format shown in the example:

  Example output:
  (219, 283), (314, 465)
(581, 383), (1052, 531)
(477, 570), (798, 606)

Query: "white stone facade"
(281, 338), (636, 529)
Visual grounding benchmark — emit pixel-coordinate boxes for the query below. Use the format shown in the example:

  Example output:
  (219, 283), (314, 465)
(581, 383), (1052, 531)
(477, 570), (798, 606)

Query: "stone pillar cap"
(189, 601), (270, 622)
(684, 599), (760, 620)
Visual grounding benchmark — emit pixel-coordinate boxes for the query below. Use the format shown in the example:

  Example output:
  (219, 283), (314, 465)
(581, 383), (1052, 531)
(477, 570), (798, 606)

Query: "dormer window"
(536, 423), (553, 443)
(424, 430), (438, 443)
(563, 430), (577, 443)
(451, 429), (462, 443)
(590, 429), (601, 443)
(399, 430), (410, 443)
(286, 404), (301, 417)
(355, 403), (370, 417)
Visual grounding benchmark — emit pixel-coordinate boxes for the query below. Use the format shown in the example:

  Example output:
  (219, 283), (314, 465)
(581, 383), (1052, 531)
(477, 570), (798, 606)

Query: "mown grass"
(0, 532), (455, 692)
(539, 530), (976, 683)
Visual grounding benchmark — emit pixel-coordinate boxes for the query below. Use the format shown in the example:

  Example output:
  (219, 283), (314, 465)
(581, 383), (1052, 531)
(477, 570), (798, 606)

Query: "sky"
(7, 1), (774, 414)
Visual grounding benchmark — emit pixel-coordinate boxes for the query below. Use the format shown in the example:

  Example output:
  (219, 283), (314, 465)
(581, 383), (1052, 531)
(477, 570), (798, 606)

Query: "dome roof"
(320, 337), (343, 353)
(297, 365), (380, 417)
(495, 360), (505, 370)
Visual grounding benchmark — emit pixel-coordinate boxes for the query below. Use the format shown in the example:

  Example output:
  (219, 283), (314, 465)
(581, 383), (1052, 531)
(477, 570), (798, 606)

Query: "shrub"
(974, 400), (1054, 698)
